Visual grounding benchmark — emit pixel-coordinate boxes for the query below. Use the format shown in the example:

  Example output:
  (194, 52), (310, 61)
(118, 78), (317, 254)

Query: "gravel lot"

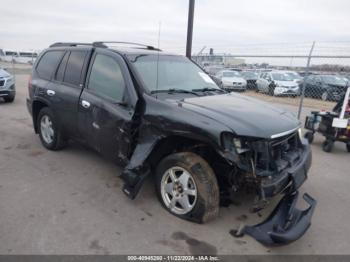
(0, 74), (349, 255)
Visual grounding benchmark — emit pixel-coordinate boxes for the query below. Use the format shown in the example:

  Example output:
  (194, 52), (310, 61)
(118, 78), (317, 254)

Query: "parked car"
(26, 42), (315, 245)
(256, 71), (300, 96)
(280, 71), (303, 85)
(0, 67), (16, 102)
(214, 70), (247, 91)
(241, 71), (259, 90)
(304, 75), (347, 101)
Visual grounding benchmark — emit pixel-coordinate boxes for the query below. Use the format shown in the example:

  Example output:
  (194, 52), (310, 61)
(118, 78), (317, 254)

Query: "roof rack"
(92, 41), (161, 51)
(49, 42), (92, 48)
(49, 41), (161, 51)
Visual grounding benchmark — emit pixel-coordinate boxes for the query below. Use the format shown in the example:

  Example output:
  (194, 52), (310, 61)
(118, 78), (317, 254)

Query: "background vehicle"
(0, 68), (16, 102)
(281, 70), (303, 85)
(304, 74), (347, 101)
(241, 71), (259, 90)
(256, 71), (300, 96)
(26, 42), (315, 244)
(214, 70), (247, 91)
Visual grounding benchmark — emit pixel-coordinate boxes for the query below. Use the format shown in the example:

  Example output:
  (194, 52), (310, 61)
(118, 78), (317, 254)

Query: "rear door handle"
(81, 100), (91, 109)
(47, 90), (55, 96)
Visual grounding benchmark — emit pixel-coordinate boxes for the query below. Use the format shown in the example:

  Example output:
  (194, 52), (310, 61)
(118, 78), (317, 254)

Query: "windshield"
(272, 73), (294, 81)
(127, 54), (220, 92)
(241, 71), (258, 78)
(322, 75), (347, 85)
(285, 72), (302, 80)
(222, 71), (241, 77)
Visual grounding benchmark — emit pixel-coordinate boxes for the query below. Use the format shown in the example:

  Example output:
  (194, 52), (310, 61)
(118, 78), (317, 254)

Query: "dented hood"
(176, 93), (300, 138)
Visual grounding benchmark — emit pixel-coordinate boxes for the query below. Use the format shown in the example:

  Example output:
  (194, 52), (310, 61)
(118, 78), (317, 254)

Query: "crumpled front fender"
(238, 191), (317, 246)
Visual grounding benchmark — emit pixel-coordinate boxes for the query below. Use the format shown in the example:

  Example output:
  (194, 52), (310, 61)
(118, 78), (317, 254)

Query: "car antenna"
(155, 21), (161, 99)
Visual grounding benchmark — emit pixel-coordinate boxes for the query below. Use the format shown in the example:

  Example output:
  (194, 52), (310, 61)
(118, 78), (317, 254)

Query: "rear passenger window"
(55, 52), (69, 82)
(88, 54), (126, 101)
(36, 51), (64, 80)
(63, 51), (88, 86)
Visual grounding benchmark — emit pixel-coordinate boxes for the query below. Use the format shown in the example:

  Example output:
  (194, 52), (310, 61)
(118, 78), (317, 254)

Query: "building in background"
(0, 49), (39, 64)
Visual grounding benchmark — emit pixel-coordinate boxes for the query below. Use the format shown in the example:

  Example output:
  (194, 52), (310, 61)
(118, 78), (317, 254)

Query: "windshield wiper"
(150, 89), (201, 96)
(192, 87), (226, 93)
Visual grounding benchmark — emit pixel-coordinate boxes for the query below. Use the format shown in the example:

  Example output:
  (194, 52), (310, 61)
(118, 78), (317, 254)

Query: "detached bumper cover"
(241, 191), (316, 245)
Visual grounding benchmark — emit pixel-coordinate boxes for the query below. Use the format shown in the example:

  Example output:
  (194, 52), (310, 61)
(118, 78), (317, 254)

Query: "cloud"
(0, 0), (349, 54)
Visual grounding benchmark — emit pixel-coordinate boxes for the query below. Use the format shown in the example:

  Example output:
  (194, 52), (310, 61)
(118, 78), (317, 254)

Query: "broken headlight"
(221, 132), (250, 154)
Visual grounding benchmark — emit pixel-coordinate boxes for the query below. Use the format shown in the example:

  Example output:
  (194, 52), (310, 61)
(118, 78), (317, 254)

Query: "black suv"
(27, 42), (315, 245)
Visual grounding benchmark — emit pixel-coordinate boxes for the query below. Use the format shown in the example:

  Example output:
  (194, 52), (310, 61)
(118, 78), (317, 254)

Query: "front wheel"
(322, 139), (334, 153)
(155, 152), (219, 223)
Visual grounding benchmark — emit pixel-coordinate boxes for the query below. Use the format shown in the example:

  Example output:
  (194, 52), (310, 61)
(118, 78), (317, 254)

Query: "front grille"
(253, 132), (301, 175)
(0, 80), (4, 87)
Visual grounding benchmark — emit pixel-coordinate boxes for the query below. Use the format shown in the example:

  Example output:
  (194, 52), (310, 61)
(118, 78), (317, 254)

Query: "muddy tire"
(37, 107), (66, 151)
(155, 152), (219, 223)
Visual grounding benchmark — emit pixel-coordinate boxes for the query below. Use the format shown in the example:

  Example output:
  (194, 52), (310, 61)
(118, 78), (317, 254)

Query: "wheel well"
(32, 100), (48, 133)
(147, 135), (229, 181)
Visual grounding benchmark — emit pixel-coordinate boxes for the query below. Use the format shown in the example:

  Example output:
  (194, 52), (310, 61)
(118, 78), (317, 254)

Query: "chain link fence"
(190, 42), (350, 122)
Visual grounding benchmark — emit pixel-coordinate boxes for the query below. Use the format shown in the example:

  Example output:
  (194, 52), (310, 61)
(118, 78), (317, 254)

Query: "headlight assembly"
(222, 132), (250, 154)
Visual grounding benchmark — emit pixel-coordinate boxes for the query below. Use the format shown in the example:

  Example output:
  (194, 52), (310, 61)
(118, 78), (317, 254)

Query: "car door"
(51, 49), (91, 138)
(256, 73), (265, 91)
(78, 50), (138, 165)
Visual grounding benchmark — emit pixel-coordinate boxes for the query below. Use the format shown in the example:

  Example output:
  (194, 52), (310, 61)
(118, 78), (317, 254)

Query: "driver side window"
(88, 54), (126, 101)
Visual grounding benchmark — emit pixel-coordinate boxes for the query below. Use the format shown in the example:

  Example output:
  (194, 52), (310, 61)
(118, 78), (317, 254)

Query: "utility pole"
(186, 0), (195, 59)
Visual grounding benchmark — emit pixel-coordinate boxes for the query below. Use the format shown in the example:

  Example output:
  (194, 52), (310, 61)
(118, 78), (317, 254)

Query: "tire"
(322, 139), (334, 153)
(346, 143), (350, 153)
(268, 85), (275, 96)
(321, 91), (329, 101)
(304, 131), (314, 144)
(3, 94), (15, 103)
(37, 107), (66, 151)
(155, 152), (219, 223)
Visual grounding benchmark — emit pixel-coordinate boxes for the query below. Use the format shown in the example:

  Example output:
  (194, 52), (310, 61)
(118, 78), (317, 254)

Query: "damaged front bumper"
(238, 191), (316, 245)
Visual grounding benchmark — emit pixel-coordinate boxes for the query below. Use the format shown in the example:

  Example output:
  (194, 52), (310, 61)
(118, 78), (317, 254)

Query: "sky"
(1, 0), (350, 58)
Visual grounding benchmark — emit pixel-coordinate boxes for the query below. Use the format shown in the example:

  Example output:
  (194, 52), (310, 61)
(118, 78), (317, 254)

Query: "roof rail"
(49, 42), (92, 48)
(92, 41), (161, 51)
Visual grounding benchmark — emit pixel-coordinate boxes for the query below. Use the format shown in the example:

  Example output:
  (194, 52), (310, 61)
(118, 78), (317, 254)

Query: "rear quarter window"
(36, 51), (64, 80)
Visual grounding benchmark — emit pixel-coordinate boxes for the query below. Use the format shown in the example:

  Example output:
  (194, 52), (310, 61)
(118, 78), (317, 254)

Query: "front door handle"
(47, 90), (55, 96)
(81, 100), (91, 109)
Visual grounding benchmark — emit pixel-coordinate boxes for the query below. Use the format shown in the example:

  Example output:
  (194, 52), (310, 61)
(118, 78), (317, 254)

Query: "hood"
(222, 77), (246, 83)
(175, 93), (300, 139)
(275, 80), (298, 87)
(0, 69), (11, 78)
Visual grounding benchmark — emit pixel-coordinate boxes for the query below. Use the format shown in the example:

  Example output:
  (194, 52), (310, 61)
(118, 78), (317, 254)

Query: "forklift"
(304, 86), (350, 153)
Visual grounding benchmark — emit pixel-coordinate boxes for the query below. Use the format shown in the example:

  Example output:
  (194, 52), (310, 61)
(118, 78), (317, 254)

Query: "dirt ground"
(0, 74), (349, 255)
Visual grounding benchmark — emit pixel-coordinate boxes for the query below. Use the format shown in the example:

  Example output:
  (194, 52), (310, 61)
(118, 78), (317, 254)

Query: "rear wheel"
(304, 131), (314, 144)
(37, 107), (66, 150)
(322, 139), (334, 153)
(155, 152), (219, 223)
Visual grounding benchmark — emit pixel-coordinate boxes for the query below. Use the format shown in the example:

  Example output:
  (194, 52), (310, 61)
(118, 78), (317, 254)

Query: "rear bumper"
(241, 191), (316, 245)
